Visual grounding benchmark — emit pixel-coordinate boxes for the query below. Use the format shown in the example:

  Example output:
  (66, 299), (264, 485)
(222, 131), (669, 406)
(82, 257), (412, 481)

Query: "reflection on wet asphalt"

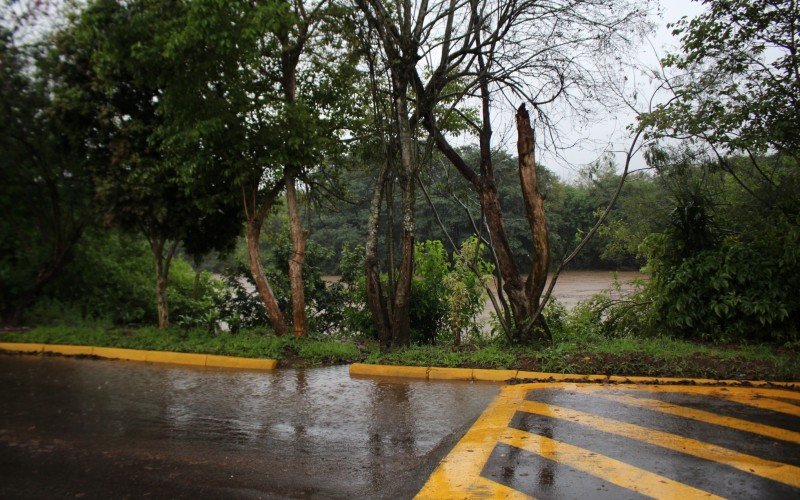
(0, 354), (499, 498)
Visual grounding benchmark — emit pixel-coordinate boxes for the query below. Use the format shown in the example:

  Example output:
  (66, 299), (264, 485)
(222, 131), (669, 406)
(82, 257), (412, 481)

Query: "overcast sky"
(527, 0), (709, 180)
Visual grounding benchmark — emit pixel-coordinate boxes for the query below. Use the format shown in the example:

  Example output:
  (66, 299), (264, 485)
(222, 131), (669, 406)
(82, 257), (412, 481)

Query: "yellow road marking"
(614, 385), (800, 416)
(499, 427), (721, 499)
(596, 392), (800, 444)
(517, 399), (800, 488)
(416, 386), (531, 499)
(722, 394), (800, 417)
(417, 384), (800, 498)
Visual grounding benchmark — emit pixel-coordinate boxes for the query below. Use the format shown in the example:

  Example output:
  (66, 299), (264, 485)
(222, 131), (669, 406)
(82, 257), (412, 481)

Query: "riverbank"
(1, 326), (798, 381)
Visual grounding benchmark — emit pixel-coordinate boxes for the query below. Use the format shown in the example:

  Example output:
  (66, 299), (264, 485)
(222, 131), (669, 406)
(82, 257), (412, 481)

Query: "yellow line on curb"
(349, 363), (430, 379)
(499, 427), (722, 499)
(517, 399), (800, 488)
(347, 363), (799, 387)
(428, 367), (474, 381)
(596, 392), (800, 444)
(0, 342), (277, 371)
(0, 342), (45, 353)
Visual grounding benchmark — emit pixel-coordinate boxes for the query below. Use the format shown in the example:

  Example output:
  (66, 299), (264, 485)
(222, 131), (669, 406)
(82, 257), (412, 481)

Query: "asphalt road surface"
(0, 354), (499, 499)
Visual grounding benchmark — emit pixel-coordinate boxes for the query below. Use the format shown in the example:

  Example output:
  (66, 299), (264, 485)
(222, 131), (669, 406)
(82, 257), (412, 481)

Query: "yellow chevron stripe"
(499, 427), (722, 499)
(595, 392), (800, 444)
(518, 399), (800, 488)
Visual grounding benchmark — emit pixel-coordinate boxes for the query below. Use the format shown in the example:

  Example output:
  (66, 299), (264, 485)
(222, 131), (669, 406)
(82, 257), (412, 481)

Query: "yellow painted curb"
(0, 342), (277, 371)
(44, 344), (94, 356)
(472, 369), (518, 382)
(0, 342), (45, 353)
(517, 370), (608, 382)
(205, 354), (277, 370)
(350, 363), (429, 379)
(92, 346), (148, 362)
(428, 367), (474, 381)
(347, 363), (799, 388)
(144, 350), (207, 366)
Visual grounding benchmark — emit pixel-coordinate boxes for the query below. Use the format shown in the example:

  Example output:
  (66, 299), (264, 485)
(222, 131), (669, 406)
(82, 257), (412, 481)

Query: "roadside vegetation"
(1, 1), (798, 381)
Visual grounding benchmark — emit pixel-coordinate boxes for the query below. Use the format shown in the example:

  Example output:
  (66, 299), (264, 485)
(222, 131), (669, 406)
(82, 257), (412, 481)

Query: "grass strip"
(1, 327), (797, 380)
(0, 326), (363, 367)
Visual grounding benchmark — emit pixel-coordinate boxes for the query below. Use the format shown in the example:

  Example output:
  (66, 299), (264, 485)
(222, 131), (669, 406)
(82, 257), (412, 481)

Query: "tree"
(356, 0), (652, 344)
(653, 0), (799, 158)
(620, 0), (800, 341)
(644, 0), (800, 222)
(54, 0), (241, 328)
(159, 0), (361, 337)
(0, 27), (93, 325)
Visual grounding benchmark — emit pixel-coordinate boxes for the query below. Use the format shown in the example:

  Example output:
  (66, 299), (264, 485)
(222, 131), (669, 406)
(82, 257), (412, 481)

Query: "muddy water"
(326, 270), (646, 311)
(0, 354), (499, 498)
(539, 270), (646, 309)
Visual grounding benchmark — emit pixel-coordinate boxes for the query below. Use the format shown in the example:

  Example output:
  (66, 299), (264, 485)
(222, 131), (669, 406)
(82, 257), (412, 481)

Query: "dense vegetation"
(1, 0), (797, 372)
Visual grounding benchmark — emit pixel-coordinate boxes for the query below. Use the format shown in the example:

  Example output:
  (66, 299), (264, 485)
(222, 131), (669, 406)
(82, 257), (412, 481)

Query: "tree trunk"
(151, 238), (177, 330)
(192, 269), (201, 300)
(285, 173), (308, 338)
(246, 218), (288, 336)
(516, 105), (551, 342)
(389, 89), (417, 347)
(391, 172), (414, 347)
(365, 164), (392, 347)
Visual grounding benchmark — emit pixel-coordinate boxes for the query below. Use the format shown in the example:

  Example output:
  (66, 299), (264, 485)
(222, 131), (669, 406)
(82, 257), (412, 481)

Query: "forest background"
(1, 0), (798, 378)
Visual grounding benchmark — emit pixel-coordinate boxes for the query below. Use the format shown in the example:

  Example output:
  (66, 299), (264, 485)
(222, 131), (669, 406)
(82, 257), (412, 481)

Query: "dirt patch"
(516, 351), (799, 381)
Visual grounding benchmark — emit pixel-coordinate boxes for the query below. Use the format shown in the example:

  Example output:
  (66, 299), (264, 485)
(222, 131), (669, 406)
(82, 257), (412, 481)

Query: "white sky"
(527, 0), (709, 180)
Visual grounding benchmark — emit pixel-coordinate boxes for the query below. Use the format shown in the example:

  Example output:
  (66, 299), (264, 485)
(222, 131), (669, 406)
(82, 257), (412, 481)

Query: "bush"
(26, 229), (221, 327)
(335, 238), (493, 345)
(643, 226), (800, 342)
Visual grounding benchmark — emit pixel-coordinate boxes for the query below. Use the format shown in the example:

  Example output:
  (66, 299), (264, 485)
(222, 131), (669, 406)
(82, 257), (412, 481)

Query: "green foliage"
(650, 0), (800, 157)
(441, 237), (494, 344)
(336, 243), (376, 337)
(365, 344), (515, 369)
(643, 227), (799, 342)
(294, 339), (361, 365)
(0, 27), (94, 324)
(410, 239), (494, 345)
(410, 240), (450, 344)
(332, 238), (493, 344)
(219, 229), (353, 336)
(25, 229), (222, 328)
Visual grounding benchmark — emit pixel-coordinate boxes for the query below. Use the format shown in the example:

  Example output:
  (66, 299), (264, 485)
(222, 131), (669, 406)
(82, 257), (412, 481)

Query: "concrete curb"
(0, 342), (277, 371)
(349, 363), (799, 388)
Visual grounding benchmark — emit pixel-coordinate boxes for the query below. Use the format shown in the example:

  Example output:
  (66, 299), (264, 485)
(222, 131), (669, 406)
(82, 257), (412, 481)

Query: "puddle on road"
(0, 354), (499, 498)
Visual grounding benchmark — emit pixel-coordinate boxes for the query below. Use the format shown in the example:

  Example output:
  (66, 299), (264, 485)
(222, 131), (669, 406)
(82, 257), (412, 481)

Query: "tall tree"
(54, 0), (241, 328)
(159, 0), (362, 337)
(0, 27), (93, 325)
(357, 0), (652, 343)
(643, 0), (800, 225)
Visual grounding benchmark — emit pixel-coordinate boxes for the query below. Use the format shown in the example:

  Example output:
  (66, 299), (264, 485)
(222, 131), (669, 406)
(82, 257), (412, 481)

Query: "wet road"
(419, 383), (800, 499)
(0, 354), (499, 499)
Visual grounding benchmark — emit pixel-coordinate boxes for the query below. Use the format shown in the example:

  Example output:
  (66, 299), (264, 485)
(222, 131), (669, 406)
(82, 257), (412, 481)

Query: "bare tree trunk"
(392, 172), (415, 346)
(151, 238), (178, 330)
(246, 218), (288, 336)
(285, 173), (308, 338)
(516, 105), (550, 341)
(366, 164), (392, 346)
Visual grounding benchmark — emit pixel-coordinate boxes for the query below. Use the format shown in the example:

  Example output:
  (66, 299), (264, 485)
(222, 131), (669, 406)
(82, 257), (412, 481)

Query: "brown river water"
(325, 270), (647, 310)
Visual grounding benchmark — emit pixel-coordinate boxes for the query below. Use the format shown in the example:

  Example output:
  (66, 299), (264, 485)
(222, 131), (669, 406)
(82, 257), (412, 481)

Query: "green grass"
(0, 326), (363, 367)
(1, 326), (797, 380)
(365, 336), (799, 381)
